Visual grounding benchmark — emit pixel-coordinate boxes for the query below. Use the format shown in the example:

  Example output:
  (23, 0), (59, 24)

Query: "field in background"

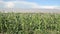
(0, 13), (60, 34)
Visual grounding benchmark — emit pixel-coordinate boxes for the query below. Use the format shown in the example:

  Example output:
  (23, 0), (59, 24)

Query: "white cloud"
(5, 2), (15, 8)
(13, 1), (58, 9)
(39, 6), (58, 9)
(14, 1), (40, 8)
(0, 1), (59, 9)
(0, 1), (5, 8)
(0, 0), (4, 3)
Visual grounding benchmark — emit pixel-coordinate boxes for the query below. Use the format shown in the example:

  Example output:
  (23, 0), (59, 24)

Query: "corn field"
(0, 13), (60, 34)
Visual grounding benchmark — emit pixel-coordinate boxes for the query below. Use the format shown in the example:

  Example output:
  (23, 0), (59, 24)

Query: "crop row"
(0, 13), (60, 34)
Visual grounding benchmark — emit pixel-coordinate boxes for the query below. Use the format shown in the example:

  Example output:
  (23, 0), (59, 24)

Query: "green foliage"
(0, 13), (60, 34)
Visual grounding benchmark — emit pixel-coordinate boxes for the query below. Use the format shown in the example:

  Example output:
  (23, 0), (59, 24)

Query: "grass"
(0, 13), (60, 34)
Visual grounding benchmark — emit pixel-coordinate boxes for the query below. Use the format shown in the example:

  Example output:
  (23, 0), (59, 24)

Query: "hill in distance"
(0, 8), (60, 13)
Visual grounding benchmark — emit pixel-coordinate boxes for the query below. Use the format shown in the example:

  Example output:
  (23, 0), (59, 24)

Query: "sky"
(0, 0), (60, 9)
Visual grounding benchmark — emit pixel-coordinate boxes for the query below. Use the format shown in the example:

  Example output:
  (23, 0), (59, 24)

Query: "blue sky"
(26, 0), (60, 6)
(0, 0), (60, 9)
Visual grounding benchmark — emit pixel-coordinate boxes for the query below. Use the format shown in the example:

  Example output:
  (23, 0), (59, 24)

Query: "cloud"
(5, 2), (15, 8)
(0, 1), (59, 9)
(39, 6), (58, 9)
(0, 0), (4, 3)
(14, 1), (40, 8)
(0, 1), (5, 8)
